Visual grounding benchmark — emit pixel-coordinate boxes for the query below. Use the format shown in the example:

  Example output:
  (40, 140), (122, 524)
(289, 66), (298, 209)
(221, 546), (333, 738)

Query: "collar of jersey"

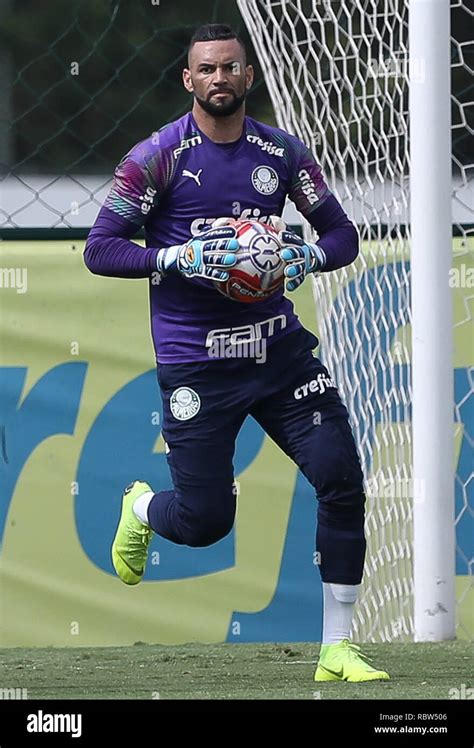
(189, 112), (248, 155)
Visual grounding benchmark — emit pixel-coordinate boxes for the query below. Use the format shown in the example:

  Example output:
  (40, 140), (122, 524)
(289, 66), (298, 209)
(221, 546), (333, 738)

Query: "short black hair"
(188, 23), (246, 61)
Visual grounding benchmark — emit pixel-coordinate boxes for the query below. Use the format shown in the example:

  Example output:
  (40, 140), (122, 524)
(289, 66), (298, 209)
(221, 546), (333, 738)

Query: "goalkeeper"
(84, 23), (389, 683)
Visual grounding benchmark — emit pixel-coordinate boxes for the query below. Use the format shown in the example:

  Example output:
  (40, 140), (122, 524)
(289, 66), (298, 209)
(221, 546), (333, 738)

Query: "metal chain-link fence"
(0, 1), (471, 233)
(0, 0), (273, 230)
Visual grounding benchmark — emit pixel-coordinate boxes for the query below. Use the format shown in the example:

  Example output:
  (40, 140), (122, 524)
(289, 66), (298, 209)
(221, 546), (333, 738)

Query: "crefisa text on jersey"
(246, 134), (285, 157)
(191, 207), (273, 235)
(139, 186), (157, 215)
(298, 169), (320, 205)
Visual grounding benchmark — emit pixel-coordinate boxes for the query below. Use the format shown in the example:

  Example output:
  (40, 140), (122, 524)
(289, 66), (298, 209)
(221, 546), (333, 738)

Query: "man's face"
(183, 39), (253, 117)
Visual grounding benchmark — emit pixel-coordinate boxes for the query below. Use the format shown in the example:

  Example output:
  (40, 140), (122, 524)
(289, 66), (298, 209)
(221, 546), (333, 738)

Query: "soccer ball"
(213, 218), (285, 303)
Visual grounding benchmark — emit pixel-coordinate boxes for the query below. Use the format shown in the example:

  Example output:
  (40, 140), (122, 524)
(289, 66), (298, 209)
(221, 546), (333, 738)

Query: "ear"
(183, 68), (194, 93)
(245, 64), (254, 91)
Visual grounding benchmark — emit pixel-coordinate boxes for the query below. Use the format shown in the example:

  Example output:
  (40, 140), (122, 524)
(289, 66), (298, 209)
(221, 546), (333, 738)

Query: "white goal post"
(237, 0), (469, 641)
(410, 0), (454, 641)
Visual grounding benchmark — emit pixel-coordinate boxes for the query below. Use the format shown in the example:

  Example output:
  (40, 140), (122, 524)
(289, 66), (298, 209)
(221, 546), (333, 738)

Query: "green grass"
(0, 641), (472, 700)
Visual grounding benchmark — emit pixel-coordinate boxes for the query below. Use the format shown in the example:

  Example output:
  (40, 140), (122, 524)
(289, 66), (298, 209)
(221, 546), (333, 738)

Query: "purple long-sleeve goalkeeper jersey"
(84, 111), (359, 363)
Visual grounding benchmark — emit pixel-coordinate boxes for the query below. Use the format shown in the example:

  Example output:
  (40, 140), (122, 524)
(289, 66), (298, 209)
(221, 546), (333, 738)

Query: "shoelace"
(125, 524), (152, 560)
(343, 641), (374, 665)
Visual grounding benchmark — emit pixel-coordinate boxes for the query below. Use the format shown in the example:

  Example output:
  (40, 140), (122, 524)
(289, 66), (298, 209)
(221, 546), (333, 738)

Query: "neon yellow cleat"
(111, 480), (154, 585)
(314, 639), (390, 682)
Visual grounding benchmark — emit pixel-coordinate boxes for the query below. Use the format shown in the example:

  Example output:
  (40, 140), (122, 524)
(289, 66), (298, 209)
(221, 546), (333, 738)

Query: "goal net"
(1, 0), (471, 645)
(237, 0), (473, 641)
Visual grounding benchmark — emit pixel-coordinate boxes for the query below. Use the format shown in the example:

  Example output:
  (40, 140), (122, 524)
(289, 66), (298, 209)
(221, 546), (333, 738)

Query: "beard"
(194, 88), (247, 117)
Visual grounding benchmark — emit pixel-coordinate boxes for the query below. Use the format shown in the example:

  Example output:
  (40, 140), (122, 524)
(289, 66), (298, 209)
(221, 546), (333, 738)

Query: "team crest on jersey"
(251, 166), (279, 195)
(170, 387), (201, 421)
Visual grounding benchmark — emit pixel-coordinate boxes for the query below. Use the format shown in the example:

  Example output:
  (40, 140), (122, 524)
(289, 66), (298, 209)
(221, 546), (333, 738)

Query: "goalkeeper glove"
(156, 226), (238, 282)
(278, 229), (326, 292)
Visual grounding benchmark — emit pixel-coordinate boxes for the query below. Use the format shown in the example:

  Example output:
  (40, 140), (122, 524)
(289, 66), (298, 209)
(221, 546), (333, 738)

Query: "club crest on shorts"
(251, 165), (279, 195)
(170, 387), (201, 421)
